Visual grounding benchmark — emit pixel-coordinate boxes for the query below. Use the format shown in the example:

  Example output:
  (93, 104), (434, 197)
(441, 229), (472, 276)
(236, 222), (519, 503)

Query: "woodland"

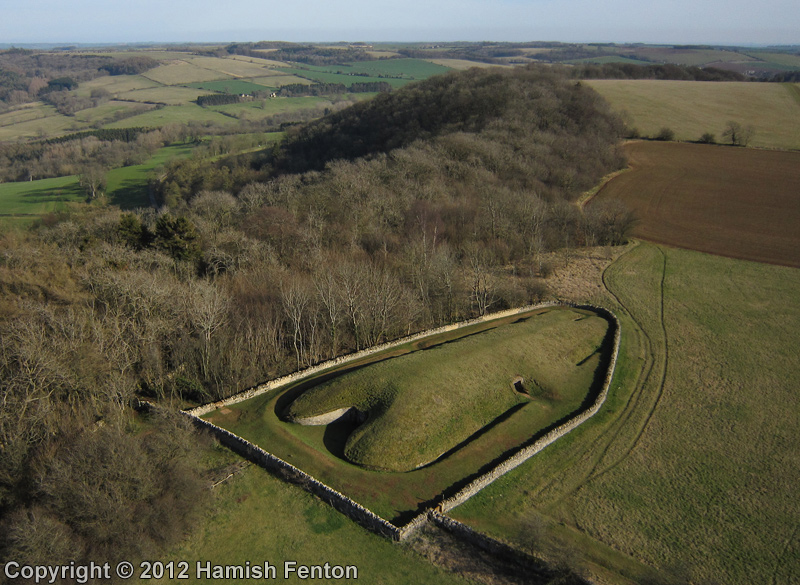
(0, 64), (635, 565)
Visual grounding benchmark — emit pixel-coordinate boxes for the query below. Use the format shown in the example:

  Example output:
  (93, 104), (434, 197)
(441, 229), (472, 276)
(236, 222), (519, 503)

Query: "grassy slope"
(206, 307), (609, 521)
(451, 243), (800, 584)
(0, 175), (84, 230)
(154, 447), (470, 585)
(0, 143), (196, 225)
(587, 79), (800, 149)
(287, 309), (607, 471)
(105, 143), (195, 208)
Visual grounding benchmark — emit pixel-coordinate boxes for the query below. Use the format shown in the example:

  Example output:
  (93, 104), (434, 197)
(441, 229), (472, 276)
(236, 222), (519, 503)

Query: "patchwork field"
(451, 243), (800, 585)
(587, 79), (800, 149)
(592, 141), (800, 268)
(204, 306), (614, 522)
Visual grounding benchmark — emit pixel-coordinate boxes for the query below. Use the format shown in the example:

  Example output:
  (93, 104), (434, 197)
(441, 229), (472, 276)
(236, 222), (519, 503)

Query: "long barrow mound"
(203, 305), (614, 521)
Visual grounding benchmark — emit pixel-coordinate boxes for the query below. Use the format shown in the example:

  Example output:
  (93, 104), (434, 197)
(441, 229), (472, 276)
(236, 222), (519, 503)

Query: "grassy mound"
(285, 308), (608, 472)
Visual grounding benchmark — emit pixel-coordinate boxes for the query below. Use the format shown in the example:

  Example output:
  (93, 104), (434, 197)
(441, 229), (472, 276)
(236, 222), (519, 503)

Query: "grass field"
(152, 444), (470, 585)
(569, 56), (652, 65)
(286, 308), (608, 471)
(587, 79), (800, 150)
(103, 104), (237, 128)
(450, 242), (800, 585)
(104, 143), (195, 208)
(182, 55), (281, 78)
(277, 67), (411, 89)
(75, 75), (161, 97)
(118, 86), (215, 105)
(186, 80), (272, 95)
(593, 141), (800, 268)
(0, 143), (195, 225)
(0, 104), (78, 141)
(142, 60), (234, 85)
(0, 175), (84, 229)
(204, 306), (612, 522)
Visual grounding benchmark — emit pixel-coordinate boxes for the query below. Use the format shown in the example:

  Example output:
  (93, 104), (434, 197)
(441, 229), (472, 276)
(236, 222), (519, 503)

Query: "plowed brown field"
(593, 141), (800, 267)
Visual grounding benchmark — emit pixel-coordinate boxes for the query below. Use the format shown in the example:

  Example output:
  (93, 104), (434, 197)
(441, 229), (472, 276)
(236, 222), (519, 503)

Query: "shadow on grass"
(19, 182), (84, 203)
(108, 179), (150, 209)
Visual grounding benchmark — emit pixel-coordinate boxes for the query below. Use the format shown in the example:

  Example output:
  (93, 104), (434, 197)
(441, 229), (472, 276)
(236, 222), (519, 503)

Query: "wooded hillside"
(0, 64), (633, 567)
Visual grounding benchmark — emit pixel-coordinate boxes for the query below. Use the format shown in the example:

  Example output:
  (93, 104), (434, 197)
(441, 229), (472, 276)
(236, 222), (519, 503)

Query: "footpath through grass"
(451, 242), (800, 585)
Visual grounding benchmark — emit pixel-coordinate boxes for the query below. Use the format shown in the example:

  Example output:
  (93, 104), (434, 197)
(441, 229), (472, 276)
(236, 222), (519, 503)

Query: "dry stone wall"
(429, 511), (556, 582)
(183, 303), (620, 545)
(187, 415), (402, 540)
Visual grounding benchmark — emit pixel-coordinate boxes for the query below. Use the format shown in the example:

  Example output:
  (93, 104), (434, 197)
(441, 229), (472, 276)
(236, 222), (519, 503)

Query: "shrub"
(655, 127), (675, 141)
(699, 132), (716, 144)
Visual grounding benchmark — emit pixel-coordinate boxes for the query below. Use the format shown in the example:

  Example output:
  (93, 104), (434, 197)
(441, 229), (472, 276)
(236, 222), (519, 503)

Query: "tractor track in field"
(534, 243), (668, 507)
(522, 242), (668, 507)
(584, 243), (668, 484)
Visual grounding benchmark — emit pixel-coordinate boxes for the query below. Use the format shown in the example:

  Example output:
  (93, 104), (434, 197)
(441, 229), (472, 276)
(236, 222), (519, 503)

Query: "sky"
(1, 0), (798, 46)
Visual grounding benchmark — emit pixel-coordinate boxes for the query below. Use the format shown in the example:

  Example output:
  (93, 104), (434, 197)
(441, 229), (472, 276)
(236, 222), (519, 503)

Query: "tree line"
(277, 81), (393, 97)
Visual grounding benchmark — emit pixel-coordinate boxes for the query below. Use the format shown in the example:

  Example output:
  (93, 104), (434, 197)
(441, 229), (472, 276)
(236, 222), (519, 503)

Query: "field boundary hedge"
(182, 302), (621, 543)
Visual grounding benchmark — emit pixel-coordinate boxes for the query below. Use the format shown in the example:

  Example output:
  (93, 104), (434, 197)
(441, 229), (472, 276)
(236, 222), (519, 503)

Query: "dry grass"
(142, 60), (233, 85)
(587, 79), (800, 150)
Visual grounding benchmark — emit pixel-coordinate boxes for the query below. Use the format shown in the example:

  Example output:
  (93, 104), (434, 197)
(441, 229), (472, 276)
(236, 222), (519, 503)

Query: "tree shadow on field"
(20, 182), (84, 203)
(108, 179), (149, 209)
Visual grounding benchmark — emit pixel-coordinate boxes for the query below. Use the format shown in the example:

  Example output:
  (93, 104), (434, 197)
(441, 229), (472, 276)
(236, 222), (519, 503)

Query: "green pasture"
(104, 143), (195, 208)
(0, 105), (77, 141)
(621, 47), (758, 66)
(336, 58), (451, 79)
(142, 61), (233, 85)
(104, 104), (235, 128)
(0, 143), (195, 225)
(0, 103), (57, 127)
(117, 86), (214, 106)
(209, 96), (353, 120)
(250, 75), (313, 88)
(278, 67), (410, 89)
(72, 100), (155, 124)
(587, 79), (800, 149)
(186, 80), (272, 95)
(75, 75), (161, 97)
(183, 55), (282, 78)
(205, 306), (611, 522)
(152, 446), (470, 585)
(744, 51), (800, 70)
(452, 243), (800, 585)
(0, 175), (83, 219)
